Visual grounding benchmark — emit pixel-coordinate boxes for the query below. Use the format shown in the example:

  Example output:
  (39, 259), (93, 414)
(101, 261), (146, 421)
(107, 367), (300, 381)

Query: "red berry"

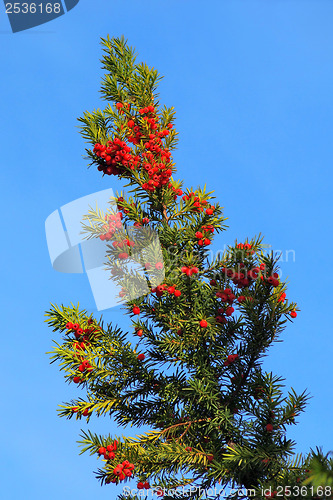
(199, 319), (208, 328)
(225, 306), (234, 316)
(73, 376), (81, 384)
(137, 482), (144, 489)
(195, 231), (203, 239)
(143, 481), (150, 489)
(185, 447), (192, 451)
(82, 408), (89, 416)
(98, 447), (106, 455)
(290, 310), (297, 318)
(266, 424), (274, 432)
(174, 290), (181, 297)
(137, 353), (145, 361)
(136, 329), (143, 337)
(206, 208), (214, 215)
(207, 454), (214, 462)
(132, 306), (140, 315)
(155, 262), (163, 270)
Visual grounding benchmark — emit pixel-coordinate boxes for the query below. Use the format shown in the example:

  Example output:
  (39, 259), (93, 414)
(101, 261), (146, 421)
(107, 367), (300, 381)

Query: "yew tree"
(45, 36), (332, 500)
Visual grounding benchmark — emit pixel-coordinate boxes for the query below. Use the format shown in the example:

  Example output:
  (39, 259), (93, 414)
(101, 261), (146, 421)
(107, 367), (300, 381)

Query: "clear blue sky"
(1, 1), (333, 498)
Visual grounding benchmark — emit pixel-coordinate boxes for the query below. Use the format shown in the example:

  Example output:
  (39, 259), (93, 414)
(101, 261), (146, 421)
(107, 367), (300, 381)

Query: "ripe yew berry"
(66, 322), (73, 330)
(167, 286), (175, 294)
(206, 208), (214, 215)
(225, 306), (234, 316)
(207, 454), (214, 462)
(265, 424), (274, 432)
(73, 376), (81, 384)
(185, 447), (192, 451)
(82, 408), (90, 417)
(195, 231), (203, 239)
(143, 481), (150, 489)
(290, 310), (297, 318)
(132, 306), (140, 315)
(174, 290), (181, 297)
(155, 262), (163, 270)
(137, 353), (145, 361)
(136, 329), (143, 337)
(98, 447), (106, 455)
(137, 482), (144, 489)
(199, 319), (208, 328)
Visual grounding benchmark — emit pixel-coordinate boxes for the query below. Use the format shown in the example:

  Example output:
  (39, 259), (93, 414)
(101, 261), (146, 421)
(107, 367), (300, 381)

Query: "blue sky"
(1, 1), (333, 498)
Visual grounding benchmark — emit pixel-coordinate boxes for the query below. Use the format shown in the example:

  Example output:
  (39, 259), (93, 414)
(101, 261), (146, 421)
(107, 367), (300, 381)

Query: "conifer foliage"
(46, 36), (329, 499)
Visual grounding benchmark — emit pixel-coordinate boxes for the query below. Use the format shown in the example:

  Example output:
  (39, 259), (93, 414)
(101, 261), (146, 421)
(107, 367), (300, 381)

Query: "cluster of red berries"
(237, 295), (254, 303)
(236, 242), (255, 255)
(195, 224), (214, 246)
(112, 460), (134, 481)
(65, 320), (100, 386)
(111, 238), (135, 260)
(128, 105), (159, 143)
(97, 436), (135, 484)
(71, 405), (91, 417)
(182, 192), (210, 213)
(141, 145), (173, 192)
(98, 440), (119, 461)
(99, 212), (123, 241)
(66, 320), (96, 340)
(143, 261), (164, 271)
(214, 287), (236, 323)
(93, 138), (140, 176)
(265, 491), (278, 498)
(278, 292), (297, 318)
(181, 265), (199, 276)
(224, 354), (239, 367)
(72, 348), (94, 384)
(137, 481), (150, 490)
(151, 284), (182, 298)
(261, 272), (280, 288)
(215, 287), (235, 303)
(220, 265), (261, 288)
